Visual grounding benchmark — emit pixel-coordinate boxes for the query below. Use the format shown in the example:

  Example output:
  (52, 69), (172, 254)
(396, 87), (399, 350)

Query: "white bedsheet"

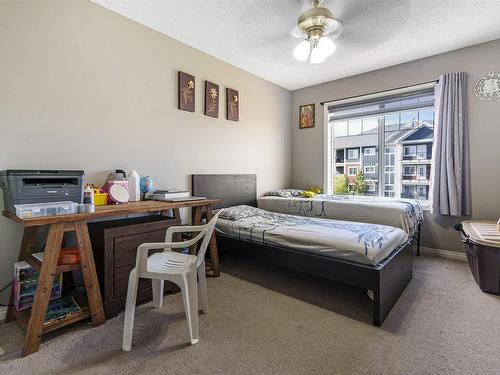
(258, 194), (423, 236)
(216, 206), (409, 265)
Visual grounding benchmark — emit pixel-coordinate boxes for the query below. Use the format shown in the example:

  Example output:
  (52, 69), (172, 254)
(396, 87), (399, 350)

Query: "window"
(362, 117), (378, 134)
(417, 186), (428, 199)
(347, 149), (359, 160)
(384, 184), (394, 197)
(417, 165), (427, 180)
(329, 87), (435, 202)
(404, 145), (416, 157)
(417, 144), (427, 160)
(403, 165), (416, 176)
(348, 119), (362, 136)
(335, 121), (348, 137)
(364, 147), (376, 155)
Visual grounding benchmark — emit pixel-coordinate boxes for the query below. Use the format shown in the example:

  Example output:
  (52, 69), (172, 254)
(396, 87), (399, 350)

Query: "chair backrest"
(196, 211), (221, 268)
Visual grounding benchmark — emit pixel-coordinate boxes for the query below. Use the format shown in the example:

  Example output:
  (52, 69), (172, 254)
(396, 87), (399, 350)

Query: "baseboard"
(418, 246), (467, 261)
(0, 306), (7, 321)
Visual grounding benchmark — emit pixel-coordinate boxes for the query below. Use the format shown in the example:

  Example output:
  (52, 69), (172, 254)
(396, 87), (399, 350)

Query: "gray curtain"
(431, 72), (471, 216)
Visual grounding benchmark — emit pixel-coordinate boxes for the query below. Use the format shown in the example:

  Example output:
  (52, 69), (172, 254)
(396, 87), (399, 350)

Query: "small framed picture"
(204, 81), (219, 118)
(178, 71), (195, 112)
(226, 88), (239, 122)
(299, 104), (315, 129)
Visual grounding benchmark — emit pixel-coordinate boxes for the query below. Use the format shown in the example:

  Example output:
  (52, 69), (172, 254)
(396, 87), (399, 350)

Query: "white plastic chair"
(122, 211), (220, 351)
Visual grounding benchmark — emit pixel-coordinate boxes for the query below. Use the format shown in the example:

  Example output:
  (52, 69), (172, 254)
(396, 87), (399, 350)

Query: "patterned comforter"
(216, 205), (409, 265)
(258, 194), (423, 237)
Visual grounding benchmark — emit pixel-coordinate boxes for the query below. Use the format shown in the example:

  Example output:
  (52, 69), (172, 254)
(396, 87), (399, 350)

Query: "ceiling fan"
(291, 0), (343, 64)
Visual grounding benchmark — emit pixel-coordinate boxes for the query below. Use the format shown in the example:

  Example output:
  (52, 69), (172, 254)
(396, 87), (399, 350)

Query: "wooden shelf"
(25, 254), (81, 274)
(12, 291), (91, 334)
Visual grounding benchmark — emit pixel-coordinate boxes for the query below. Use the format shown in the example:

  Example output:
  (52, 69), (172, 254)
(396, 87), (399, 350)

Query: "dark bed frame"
(192, 174), (414, 326)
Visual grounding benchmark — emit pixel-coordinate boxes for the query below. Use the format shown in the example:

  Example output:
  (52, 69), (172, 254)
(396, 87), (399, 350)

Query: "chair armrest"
(135, 241), (192, 272)
(136, 230), (206, 272)
(165, 225), (206, 242)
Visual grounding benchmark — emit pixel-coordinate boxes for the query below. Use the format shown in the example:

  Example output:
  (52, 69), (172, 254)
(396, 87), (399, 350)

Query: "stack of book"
(149, 189), (205, 202)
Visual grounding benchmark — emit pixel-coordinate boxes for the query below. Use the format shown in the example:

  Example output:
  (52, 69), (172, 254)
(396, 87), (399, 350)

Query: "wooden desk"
(3, 198), (221, 356)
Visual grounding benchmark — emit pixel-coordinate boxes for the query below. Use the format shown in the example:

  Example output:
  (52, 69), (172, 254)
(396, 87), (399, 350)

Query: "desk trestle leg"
(74, 221), (106, 326)
(23, 223), (64, 356)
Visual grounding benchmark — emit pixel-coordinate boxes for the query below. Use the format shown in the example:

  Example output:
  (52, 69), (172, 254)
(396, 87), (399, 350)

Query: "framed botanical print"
(178, 71), (195, 112)
(204, 81), (219, 118)
(299, 104), (315, 129)
(226, 88), (239, 122)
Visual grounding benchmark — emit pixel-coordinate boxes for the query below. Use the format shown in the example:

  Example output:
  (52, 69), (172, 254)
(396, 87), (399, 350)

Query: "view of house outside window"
(329, 90), (434, 202)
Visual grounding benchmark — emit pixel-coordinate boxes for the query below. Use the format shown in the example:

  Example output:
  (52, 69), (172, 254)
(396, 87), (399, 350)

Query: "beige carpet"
(1, 253), (499, 375)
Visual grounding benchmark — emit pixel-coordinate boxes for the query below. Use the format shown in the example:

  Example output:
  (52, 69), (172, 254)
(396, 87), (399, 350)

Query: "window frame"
(324, 83), (436, 207)
(403, 165), (417, 176)
(364, 166), (376, 174)
(403, 145), (417, 157)
(347, 148), (359, 160)
(366, 183), (377, 192)
(348, 167), (359, 176)
(364, 147), (376, 156)
(417, 144), (427, 160)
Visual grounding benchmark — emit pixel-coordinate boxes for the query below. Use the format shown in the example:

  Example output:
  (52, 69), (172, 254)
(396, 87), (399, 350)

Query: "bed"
(192, 174), (413, 326)
(258, 191), (423, 254)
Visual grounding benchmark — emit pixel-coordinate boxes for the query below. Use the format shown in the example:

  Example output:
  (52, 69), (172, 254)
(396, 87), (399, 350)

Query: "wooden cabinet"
(88, 215), (181, 318)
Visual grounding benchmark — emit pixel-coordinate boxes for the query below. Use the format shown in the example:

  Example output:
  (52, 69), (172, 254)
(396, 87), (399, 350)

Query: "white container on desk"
(127, 170), (140, 202)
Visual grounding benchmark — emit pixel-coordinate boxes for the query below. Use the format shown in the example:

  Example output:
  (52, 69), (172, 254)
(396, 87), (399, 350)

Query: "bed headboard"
(192, 174), (257, 209)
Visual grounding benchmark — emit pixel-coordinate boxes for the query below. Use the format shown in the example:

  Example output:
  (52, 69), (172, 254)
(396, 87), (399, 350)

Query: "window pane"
(385, 113), (399, 131)
(418, 108), (434, 125)
(348, 119), (362, 135)
(334, 121), (348, 137)
(362, 117), (378, 134)
(400, 111), (418, 129)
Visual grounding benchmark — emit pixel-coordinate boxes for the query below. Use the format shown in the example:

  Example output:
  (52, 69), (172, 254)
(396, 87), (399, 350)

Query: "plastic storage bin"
(456, 220), (500, 295)
(94, 193), (108, 206)
(14, 201), (79, 218)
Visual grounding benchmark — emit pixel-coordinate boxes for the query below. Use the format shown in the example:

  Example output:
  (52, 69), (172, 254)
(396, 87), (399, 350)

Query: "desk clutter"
(0, 167), (220, 356)
(0, 168), (206, 219)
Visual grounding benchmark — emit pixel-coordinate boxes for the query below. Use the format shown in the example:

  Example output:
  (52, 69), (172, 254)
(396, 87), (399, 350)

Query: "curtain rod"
(319, 79), (438, 106)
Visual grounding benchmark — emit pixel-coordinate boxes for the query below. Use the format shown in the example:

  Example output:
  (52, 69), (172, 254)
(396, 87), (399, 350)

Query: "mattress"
(258, 194), (423, 236)
(216, 206), (409, 265)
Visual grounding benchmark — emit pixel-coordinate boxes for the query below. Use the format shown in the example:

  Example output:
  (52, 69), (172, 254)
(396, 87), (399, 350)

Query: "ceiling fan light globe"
(310, 47), (326, 64)
(317, 36), (336, 57)
(293, 40), (311, 61)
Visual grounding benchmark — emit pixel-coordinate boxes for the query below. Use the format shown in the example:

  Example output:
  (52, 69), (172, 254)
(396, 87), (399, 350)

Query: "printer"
(0, 170), (85, 213)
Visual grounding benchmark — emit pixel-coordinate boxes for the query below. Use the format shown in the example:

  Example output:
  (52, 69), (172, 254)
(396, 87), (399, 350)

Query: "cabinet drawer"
(114, 229), (169, 268)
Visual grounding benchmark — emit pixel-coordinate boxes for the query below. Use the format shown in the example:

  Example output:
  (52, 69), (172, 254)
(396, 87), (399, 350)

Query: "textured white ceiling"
(93, 0), (500, 90)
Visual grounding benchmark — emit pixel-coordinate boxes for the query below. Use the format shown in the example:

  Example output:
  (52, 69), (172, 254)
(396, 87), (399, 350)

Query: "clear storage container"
(15, 201), (79, 218)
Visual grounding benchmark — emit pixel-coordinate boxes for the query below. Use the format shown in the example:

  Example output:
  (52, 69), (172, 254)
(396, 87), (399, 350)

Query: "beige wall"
(291, 39), (500, 253)
(0, 1), (291, 304)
